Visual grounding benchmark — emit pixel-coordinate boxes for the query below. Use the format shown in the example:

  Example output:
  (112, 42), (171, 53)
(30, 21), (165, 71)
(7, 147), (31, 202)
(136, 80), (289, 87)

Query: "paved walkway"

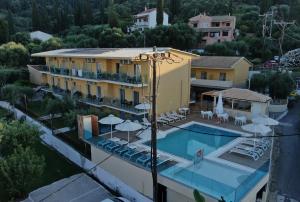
(274, 101), (300, 201)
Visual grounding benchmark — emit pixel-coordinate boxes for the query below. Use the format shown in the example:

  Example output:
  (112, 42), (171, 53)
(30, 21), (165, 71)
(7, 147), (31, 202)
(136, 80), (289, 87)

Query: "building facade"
(190, 56), (252, 102)
(188, 14), (236, 47)
(130, 8), (169, 32)
(28, 48), (195, 116)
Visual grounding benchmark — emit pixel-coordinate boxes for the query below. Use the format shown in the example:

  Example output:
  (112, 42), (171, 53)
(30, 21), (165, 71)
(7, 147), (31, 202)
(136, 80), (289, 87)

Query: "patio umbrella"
(138, 128), (166, 141)
(135, 102), (151, 118)
(252, 115), (279, 126)
(115, 120), (143, 143)
(241, 123), (271, 147)
(99, 114), (124, 139)
(216, 93), (224, 114)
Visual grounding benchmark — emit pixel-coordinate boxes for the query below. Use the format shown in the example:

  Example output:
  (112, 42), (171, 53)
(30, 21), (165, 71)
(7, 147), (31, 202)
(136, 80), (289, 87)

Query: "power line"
(164, 122), (300, 138)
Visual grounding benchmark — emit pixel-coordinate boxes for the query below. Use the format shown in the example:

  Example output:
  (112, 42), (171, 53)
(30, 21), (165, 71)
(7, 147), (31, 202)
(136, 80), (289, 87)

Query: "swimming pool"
(156, 123), (240, 160)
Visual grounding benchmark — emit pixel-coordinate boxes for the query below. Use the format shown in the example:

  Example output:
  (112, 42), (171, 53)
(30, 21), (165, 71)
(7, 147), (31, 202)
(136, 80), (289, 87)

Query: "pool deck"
(98, 112), (270, 172)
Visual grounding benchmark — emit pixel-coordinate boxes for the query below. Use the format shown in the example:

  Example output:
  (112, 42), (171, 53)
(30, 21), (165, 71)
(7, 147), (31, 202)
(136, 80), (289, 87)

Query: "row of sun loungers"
(96, 138), (172, 169)
(158, 112), (186, 124)
(229, 138), (271, 161)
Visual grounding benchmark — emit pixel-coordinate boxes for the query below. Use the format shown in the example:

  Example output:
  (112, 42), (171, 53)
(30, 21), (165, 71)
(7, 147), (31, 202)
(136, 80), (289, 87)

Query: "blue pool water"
(156, 124), (240, 160)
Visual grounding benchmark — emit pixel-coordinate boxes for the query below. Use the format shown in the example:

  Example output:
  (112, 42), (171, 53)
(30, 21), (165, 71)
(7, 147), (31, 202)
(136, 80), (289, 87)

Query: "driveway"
(274, 101), (300, 201)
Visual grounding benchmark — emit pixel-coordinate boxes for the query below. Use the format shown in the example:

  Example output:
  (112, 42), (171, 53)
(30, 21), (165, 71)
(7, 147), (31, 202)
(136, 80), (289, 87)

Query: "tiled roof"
(213, 88), (271, 103)
(189, 14), (235, 22)
(192, 56), (244, 69)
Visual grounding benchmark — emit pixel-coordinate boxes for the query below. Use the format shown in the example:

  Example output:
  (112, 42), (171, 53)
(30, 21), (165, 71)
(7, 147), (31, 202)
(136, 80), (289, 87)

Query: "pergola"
(200, 88), (272, 119)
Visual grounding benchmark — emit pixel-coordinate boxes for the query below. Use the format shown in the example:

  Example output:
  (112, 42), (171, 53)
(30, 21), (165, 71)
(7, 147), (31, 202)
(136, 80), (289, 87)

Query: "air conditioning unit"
(120, 59), (132, 65)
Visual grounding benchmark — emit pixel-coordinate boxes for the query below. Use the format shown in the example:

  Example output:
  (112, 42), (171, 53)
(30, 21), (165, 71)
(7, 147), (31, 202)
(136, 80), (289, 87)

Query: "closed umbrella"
(135, 102), (151, 118)
(115, 120), (142, 143)
(216, 93), (224, 114)
(99, 114), (124, 139)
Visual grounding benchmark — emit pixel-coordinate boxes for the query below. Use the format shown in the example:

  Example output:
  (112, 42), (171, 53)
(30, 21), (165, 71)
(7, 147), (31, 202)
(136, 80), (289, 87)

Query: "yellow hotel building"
(190, 56), (252, 102)
(28, 48), (197, 116)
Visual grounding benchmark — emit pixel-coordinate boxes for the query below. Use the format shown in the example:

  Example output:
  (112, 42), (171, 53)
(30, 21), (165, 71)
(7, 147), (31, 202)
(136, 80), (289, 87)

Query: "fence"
(0, 101), (151, 202)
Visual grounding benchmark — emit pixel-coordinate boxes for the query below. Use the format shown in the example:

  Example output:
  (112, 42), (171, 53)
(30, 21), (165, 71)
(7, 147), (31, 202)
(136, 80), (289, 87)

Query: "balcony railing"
(47, 66), (144, 85)
(79, 96), (146, 115)
(191, 78), (233, 88)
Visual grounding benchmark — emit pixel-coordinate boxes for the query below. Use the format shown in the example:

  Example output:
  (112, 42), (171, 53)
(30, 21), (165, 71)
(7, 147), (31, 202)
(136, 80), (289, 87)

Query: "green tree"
(269, 72), (295, 99)
(260, 0), (272, 13)
(7, 10), (15, 36)
(250, 74), (268, 93)
(12, 32), (30, 45)
(31, 0), (40, 30)
(0, 121), (40, 156)
(193, 189), (205, 202)
(41, 37), (63, 51)
(0, 42), (29, 67)
(44, 98), (64, 131)
(0, 146), (45, 199)
(157, 0), (164, 25)
(169, 0), (181, 22)
(0, 18), (9, 44)
(107, 1), (120, 28)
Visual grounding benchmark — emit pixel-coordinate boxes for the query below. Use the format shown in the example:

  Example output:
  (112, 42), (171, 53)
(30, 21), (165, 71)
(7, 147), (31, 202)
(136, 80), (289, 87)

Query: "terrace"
(83, 110), (270, 202)
(29, 65), (147, 87)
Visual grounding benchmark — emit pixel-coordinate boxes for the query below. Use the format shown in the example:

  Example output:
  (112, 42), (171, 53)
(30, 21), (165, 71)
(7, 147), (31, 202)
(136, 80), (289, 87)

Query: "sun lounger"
(171, 111), (186, 120)
(166, 112), (180, 121)
(160, 113), (175, 122)
(242, 139), (268, 151)
(146, 155), (171, 168)
(136, 153), (152, 166)
(106, 140), (128, 152)
(235, 144), (264, 157)
(142, 118), (151, 126)
(97, 139), (111, 147)
(123, 147), (145, 160)
(229, 147), (259, 161)
(157, 118), (168, 125)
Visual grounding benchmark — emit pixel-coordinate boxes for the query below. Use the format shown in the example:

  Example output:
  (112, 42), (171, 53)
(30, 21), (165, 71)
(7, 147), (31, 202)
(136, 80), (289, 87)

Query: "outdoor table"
(235, 116), (247, 125)
(179, 107), (189, 116)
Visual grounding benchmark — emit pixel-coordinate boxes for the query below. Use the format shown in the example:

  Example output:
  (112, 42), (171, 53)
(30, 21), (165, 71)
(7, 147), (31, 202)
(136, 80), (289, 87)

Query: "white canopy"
(216, 93), (224, 114)
(99, 114), (124, 139)
(252, 116), (279, 126)
(115, 120), (143, 143)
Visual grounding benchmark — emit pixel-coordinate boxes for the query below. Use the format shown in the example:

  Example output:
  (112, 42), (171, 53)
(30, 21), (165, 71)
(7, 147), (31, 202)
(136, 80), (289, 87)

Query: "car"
(263, 60), (278, 68)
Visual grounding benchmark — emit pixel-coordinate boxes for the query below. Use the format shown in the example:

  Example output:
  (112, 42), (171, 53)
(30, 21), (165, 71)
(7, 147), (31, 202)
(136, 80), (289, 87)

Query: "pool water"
(156, 124), (239, 160)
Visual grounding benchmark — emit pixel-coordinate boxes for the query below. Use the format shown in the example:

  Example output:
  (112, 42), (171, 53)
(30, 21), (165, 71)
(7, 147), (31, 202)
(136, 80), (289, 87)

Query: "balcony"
(32, 65), (146, 87)
(191, 78), (233, 89)
(79, 96), (147, 115)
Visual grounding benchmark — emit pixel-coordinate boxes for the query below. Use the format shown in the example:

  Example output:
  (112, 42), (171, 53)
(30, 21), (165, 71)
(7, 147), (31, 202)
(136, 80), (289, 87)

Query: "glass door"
(120, 88), (125, 105)
(133, 91), (139, 106)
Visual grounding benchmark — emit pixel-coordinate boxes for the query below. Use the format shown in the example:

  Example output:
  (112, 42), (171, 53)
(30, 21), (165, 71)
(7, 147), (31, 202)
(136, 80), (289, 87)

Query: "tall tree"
(260, 0), (273, 13)
(31, 0), (40, 30)
(0, 19), (9, 44)
(169, 0), (181, 22)
(156, 0), (164, 25)
(6, 10), (14, 36)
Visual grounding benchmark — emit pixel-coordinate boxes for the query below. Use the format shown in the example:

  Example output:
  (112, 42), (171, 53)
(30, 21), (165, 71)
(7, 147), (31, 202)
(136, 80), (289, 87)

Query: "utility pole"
(274, 20), (295, 56)
(151, 46), (158, 202)
(139, 47), (181, 202)
(259, 7), (275, 45)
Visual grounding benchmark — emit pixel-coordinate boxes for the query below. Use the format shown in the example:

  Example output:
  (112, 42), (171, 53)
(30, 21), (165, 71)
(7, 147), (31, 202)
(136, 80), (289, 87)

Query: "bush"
(0, 68), (29, 87)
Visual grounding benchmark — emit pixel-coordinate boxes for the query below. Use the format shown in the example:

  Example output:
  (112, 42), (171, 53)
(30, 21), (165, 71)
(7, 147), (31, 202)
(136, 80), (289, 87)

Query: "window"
(116, 63), (120, 74)
(87, 84), (91, 95)
(193, 23), (197, 28)
(203, 32), (208, 37)
(219, 73), (226, 81)
(133, 91), (139, 105)
(211, 22), (220, 27)
(226, 22), (230, 26)
(200, 72), (207, 79)
(96, 63), (101, 73)
(222, 31), (229, 36)
(65, 80), (68, 90)
(134, 64), (141, 78)
(97, 86), (101, 98)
